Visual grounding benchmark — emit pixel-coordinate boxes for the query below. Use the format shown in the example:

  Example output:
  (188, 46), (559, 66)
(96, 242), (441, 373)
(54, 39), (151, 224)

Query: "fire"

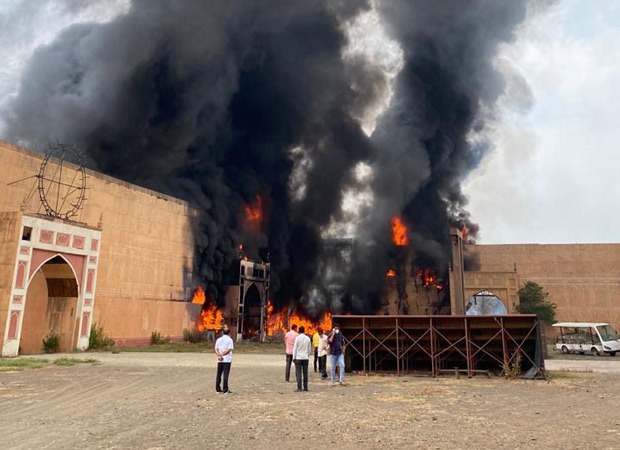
(417, 268), (436, 287)
(386, 269), (397, 278)
(192, 286), (225, 332)
(238, 244), (248, 261)
(244, 195), (263, 223)
(192, 286), (206, 305)
(391, 216), (408, 246)
(265, 301), (332, 337)
(197, 302), (225, 332)
(460, 224), (469, 241)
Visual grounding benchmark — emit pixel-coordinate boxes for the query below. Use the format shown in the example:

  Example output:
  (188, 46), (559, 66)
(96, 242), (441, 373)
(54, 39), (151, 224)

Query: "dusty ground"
(1, 350), (620, 450)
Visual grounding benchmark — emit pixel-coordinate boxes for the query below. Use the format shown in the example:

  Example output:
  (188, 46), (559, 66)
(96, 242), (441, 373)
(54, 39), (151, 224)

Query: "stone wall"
(0, 140), (199, 344)
(466, 243), (620, 331)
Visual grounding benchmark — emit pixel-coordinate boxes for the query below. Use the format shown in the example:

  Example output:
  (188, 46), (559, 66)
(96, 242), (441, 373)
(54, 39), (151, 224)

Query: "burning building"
(2, 2), (576, 354)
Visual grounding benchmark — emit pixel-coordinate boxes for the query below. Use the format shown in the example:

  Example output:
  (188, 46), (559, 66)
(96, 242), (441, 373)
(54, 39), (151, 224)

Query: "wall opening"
(241, 283), (262, 340)
(465, 290), (507, 316)
(21, 255), (79, 354)
(22, 226), (32, 241)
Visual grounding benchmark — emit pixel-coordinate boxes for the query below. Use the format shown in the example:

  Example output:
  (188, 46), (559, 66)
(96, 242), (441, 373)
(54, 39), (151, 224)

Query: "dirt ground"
(1, 351), (620, 450)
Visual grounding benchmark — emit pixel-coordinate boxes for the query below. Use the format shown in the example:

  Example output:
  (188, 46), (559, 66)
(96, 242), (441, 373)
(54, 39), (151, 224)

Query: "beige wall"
(0, 140), (200, 344)
(95, 298), (201, 345)
(463, 271), (519, 313)
(467, 244), (620, 331)
(0, 212), (20, 350)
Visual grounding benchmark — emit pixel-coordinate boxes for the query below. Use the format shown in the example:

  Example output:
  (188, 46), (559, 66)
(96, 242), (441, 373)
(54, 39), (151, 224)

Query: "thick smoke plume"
(5, 0), (529, 314)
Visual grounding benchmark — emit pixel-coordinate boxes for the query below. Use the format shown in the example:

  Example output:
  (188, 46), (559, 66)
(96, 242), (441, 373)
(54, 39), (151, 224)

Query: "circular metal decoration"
(37, 143), (87, 220)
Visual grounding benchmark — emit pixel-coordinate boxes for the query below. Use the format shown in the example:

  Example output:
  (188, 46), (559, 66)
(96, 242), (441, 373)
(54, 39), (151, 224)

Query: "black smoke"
(347, 0), (528, 311)
(4, 0), (530, 314)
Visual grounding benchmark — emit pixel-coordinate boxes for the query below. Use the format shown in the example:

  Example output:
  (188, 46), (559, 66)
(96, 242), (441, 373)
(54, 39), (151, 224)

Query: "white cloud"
(464, 0), (620, 243)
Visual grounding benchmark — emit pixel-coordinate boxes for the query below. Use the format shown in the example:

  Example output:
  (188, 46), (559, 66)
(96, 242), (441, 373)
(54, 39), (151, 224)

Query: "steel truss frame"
(334, 315), (545, 379)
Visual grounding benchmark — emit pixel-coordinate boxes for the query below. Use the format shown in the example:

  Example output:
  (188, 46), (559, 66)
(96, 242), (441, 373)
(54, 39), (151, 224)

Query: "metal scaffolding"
(334, 315), (545, 379)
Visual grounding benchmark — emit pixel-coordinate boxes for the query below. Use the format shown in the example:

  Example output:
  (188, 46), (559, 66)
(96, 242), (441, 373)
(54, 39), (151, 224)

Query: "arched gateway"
(2, 213), (101, 356)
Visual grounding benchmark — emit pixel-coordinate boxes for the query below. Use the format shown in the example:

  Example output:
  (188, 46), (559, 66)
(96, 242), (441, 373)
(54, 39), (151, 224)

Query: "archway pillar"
(2, 214), (101, 356)
(237, 259), (270, 343)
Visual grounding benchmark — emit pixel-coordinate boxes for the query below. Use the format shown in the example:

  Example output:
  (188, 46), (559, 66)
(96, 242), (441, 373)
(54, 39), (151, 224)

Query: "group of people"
(213, 323), (346, 395)
(285, 323), (345, 392)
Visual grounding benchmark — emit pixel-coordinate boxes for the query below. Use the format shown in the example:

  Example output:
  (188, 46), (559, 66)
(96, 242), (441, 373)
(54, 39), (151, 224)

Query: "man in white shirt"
(317, 328), (329, 379)
(214, 325), (234, 394)
(292, 325), (312, 392)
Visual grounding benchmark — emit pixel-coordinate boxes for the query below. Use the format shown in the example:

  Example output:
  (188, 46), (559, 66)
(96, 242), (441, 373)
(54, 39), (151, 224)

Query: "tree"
(516, 281), (556, 325)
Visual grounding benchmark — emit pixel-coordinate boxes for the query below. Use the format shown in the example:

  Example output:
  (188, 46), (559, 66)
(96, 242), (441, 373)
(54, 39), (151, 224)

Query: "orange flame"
(193, 286), (225, 332)
(417, 268), (436, 287)
(265, 301), (332, 337)
(386, 269), (397, 278)
(192, 286), (206, 305)
(245, 195), (263, 224)
(391, 216), (408, 246)
(197, 302), (225, 332)
(460, 224), (469, 241)
(238, 244), (248, 261)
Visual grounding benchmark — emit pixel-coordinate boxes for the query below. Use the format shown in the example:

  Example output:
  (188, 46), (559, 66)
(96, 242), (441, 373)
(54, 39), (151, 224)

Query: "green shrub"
(502, 351), (522, 379)
(89, 323), (115, 350)
(183, 328), (206, 343)
(516, 281), (556, 325)
(150, 331), (171, 345)
(42, 333), (60, 353)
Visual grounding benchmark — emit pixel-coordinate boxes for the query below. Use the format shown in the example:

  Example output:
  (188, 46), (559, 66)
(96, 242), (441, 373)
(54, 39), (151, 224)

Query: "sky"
(0, 0), (618, 245)
(463, 0), (620, 244)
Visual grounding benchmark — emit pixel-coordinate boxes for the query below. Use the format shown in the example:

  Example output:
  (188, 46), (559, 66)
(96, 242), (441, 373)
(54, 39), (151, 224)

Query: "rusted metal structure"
(334, 314), (545, 379)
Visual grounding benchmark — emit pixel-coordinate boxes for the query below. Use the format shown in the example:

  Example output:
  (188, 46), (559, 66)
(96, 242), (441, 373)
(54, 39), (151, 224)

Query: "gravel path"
(1, 352), (620, 449)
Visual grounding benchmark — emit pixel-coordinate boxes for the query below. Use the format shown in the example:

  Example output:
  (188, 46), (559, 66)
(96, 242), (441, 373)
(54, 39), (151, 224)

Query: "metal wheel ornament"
(37, 143), (87, 220)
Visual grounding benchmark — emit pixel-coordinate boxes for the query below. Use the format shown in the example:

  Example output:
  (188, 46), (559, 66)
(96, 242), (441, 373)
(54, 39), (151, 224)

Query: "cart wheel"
(591, 347), (600, 356)
(561, 346), (569, 354)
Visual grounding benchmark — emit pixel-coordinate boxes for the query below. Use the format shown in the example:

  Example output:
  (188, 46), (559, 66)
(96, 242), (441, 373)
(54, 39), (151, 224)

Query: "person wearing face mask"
(214, 324), (234, 395)
(327, 323), (346, 385)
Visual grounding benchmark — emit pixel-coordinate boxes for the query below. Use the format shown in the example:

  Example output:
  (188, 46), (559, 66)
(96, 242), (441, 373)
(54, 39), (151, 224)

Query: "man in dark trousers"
(214, 325), (234, 394)
(284, 324), (298, 382)
(292, 326), (312, 392)
(328, 323), (346, 385)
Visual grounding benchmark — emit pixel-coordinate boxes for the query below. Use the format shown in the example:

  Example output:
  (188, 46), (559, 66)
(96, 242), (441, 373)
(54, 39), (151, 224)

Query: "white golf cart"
(553, 322), (620, 356)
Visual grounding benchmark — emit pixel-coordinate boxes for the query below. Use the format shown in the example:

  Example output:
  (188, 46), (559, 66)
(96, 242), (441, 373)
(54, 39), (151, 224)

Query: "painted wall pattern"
(2, 215), (101, 357)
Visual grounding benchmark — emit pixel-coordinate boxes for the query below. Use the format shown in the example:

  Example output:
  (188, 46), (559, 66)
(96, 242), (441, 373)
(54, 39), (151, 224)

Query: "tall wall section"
(0, 212), (20, 350)
(0, 140), (201, 344)
(466, 243), (620, 331)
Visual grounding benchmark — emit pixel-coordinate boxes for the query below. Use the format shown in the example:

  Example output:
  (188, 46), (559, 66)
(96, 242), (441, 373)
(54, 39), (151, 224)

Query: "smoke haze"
(3, 0), (532, 314)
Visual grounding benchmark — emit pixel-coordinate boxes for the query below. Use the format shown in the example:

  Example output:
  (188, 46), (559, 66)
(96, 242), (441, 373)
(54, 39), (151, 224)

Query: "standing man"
(317, 327), (329, 379)
(312, 328), (320, 372)
(292, 326), (312, 392)
(215, 325), (234, 394)
(284, 324), (298, 382)
(328, 323), (346, 385)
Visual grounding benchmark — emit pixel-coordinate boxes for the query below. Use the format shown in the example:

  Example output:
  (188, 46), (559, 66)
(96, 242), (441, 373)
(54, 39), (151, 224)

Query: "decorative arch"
(3, 215), (101, 357)
(28, 250), (84, 288)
